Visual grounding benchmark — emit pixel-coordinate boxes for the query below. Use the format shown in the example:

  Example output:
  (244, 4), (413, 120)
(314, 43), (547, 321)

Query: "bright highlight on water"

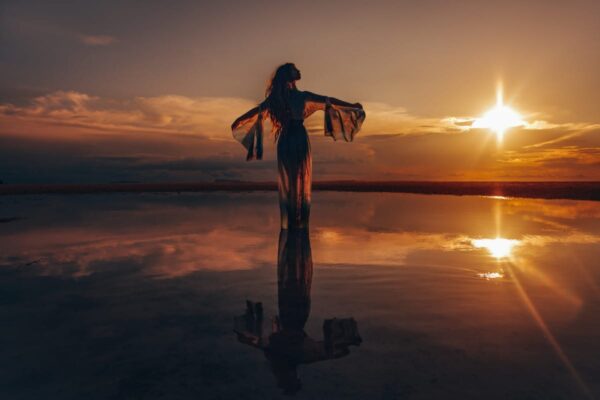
(472, 237), (520, 259)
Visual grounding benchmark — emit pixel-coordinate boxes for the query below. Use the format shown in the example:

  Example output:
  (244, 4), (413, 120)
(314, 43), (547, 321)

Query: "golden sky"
(1, 0), (599, 183)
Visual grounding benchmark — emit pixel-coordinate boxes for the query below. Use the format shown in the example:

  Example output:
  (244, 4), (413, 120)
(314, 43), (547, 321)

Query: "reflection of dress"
(276, 228), (313, 331)
(232, 91), (365, 229)
(234, 228), (362, 394)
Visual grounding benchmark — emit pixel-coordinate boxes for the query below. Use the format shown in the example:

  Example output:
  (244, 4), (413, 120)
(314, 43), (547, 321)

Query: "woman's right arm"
(231, 105), (261, 129)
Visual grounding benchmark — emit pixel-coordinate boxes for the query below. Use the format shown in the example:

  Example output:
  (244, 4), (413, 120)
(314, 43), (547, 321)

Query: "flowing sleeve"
(324, 99), (366, 142)
(303, 91), (366, 142)
(231, 105), (265, 161)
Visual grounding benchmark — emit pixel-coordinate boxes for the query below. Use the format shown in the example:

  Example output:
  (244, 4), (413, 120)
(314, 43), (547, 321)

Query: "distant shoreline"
(1, 181), (599, 201)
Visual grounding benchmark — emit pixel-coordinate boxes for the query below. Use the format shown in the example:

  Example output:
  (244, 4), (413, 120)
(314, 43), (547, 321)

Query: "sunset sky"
(1, 0), (599, 183)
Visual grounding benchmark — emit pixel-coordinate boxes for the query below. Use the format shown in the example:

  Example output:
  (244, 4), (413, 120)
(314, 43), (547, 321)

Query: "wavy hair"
(263, 63), (297, 140)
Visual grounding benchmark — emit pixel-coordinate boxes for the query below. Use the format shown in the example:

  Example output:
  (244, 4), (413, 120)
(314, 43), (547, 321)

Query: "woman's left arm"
(304, 91), (362, 109)
(330, 97), (362, 109)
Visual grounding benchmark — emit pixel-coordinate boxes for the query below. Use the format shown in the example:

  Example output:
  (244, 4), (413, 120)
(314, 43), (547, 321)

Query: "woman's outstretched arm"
(231, 105), (261, 129)
(330, 97), (362, 109)
(304, 91), (362, 109)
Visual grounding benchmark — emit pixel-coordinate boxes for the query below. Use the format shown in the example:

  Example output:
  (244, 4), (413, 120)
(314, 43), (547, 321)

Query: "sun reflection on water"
(477, 271), (504, 280)
(472, 237), (520, 259)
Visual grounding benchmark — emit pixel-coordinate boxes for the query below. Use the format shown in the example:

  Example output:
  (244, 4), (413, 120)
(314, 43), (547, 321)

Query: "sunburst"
(472, 84), (525, 141)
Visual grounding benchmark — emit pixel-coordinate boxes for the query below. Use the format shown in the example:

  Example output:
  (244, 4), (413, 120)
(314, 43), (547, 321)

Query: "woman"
(231, 63), (365, 229)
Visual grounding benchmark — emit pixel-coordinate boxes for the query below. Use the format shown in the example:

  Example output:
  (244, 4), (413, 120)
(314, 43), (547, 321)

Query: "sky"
(1, 0), (599, 183)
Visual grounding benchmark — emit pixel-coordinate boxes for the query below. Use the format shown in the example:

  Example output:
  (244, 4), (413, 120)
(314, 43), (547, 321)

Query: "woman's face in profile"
(290, 65), (301, 81)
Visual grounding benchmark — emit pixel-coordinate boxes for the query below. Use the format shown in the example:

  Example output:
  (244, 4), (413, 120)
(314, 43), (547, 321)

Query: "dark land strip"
(1, 181), (599, 201)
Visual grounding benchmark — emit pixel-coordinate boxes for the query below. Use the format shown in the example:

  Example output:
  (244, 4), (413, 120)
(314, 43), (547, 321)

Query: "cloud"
(3, 16), (119, 47)
(9, 90), (594, 143)
(0, 91), (258, 139)
(79, 34), (118, 46)
(350, 102), (465, 135)
(0, 91), (599, 183)
(1, 91), (472, 141)
(445, 116), (599, 134)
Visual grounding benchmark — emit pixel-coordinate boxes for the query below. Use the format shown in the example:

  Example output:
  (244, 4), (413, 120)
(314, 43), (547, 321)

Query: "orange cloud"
(2, 91), (450, 141)
(1, 91), (598, 182)
(0, 91), (257, 139)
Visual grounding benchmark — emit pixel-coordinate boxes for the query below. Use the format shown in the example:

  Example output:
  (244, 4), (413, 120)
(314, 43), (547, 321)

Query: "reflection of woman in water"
(234, 228), (362, 394)
(231, 63), (365, 229)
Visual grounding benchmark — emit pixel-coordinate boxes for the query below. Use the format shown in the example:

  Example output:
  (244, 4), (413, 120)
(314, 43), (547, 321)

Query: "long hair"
(264, 63), (297, 140)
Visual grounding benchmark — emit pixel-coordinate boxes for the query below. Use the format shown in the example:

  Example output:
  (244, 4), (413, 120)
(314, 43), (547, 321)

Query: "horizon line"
(1, 180), (598, 201)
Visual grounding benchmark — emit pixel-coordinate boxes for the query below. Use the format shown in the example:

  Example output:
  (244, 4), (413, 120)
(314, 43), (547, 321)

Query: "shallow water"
(1, 192), (599, 399)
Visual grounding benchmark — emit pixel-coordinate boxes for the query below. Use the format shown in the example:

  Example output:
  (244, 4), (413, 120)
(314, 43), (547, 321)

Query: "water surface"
(1, 192), (599, 399)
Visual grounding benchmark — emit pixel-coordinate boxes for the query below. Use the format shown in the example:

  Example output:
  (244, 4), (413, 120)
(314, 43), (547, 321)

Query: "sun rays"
(470, 198), (592, 398)
(472, 237), (519, 259)
(472, 83), (526, 141)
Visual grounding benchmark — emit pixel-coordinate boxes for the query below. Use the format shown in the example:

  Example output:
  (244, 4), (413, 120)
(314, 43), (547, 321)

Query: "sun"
(472, 237), (520, 259)
(473, 85), (525, 140)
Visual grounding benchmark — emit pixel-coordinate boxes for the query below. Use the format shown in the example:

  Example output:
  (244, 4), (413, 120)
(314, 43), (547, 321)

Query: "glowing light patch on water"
(478, 271), (504, 280)
(472, 238), (520, 259)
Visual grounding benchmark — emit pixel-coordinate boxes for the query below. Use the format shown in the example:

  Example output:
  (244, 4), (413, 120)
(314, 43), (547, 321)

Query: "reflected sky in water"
(1, 192), (600, 399)
(2, 192), (599, 279)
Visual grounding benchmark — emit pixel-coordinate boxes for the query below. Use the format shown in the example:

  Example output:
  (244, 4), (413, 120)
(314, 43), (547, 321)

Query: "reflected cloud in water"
(1, 193), (600, 280)
(478, 271), (505, 280)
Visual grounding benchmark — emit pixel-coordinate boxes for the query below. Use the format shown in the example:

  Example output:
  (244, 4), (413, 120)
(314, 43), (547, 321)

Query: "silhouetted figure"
(234, 228), (362, 394)
(231, 63), (365, 229)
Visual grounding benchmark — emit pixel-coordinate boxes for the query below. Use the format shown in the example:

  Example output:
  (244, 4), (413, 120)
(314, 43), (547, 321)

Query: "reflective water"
(1, 192), (599, 399)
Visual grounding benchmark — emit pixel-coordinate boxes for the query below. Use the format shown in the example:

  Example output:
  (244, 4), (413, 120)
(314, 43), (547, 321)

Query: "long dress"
(232, 90), (365, 229)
